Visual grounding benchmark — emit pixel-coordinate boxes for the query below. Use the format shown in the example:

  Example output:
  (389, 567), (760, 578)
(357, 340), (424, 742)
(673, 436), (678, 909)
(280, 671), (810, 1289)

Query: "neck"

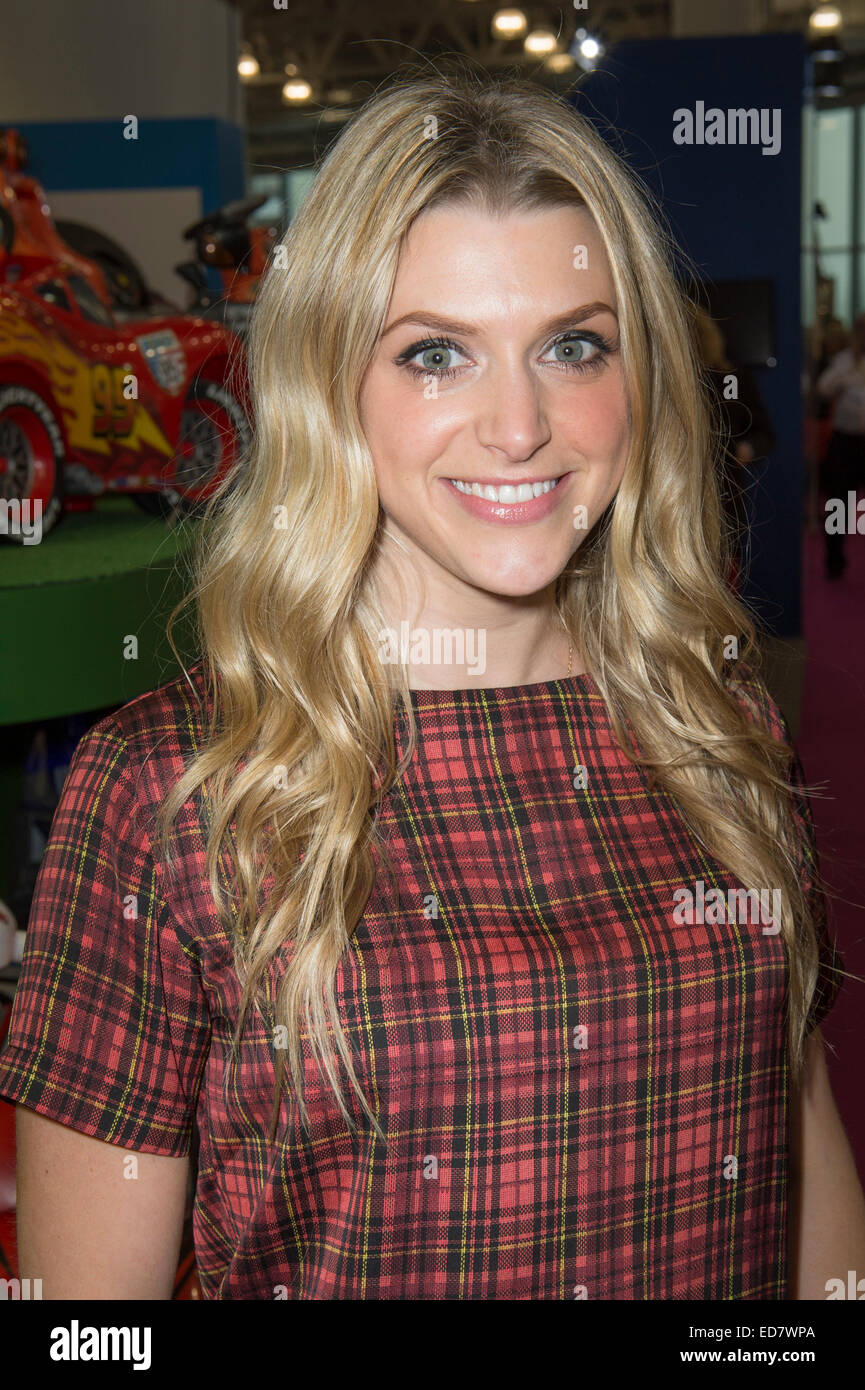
(371, 547), (583, 691)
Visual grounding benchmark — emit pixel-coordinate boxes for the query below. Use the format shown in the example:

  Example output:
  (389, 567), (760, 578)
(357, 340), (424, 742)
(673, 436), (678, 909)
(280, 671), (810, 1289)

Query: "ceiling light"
(282, 79), (312, 103)
(492, 8), (528, 38)
(237, 46), (259, 80)
(525, 29), (557, 55)
(810, 5), (842, 30)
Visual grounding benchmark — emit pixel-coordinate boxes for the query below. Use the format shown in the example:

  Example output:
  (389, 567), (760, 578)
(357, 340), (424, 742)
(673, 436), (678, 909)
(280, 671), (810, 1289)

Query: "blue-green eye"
(419, 345), (456, 371)
(393, 329), (614, 382)
(545, 335), (601, 366)
(395, 337), (469, 378)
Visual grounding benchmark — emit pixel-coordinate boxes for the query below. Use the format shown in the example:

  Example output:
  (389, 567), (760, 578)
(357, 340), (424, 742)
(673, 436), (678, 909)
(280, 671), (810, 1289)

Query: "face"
(358, 202), (631, 605)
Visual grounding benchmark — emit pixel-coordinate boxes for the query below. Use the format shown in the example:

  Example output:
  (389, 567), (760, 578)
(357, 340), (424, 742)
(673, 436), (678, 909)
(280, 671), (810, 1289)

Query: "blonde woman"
(2, 67), (863, 1302)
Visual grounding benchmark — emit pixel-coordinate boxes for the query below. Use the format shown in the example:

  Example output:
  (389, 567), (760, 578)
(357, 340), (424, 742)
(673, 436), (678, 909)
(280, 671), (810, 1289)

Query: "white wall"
(0, 0), (242, 122)
(47, 188), (204, 305)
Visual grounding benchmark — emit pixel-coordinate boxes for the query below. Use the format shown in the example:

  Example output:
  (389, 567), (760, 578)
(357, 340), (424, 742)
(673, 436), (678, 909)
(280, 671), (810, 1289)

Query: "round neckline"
(408, 670), (598, 703)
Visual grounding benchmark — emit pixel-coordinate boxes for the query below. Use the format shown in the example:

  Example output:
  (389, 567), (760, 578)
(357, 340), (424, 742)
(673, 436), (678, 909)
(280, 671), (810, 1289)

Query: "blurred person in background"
(805, 318), (847, 490)
(815, 317), (849, 382)
(692, 307), (775, 592)
(816, 311), (865, 578)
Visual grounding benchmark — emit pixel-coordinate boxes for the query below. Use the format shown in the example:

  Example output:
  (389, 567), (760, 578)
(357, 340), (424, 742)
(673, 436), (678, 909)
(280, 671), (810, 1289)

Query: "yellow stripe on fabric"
(105, 701), (207, 1145)
(179, 687), (276, 1243)
(551, 679), (659, 1299)
(196, 1200), (238, 1261)
(354, 943), (381, 1298)
(13, 732), (128, 1112)
(394, 772), (475, 1298)
(277, 1063), (775, 1155)
(478, 684), (574, 1299)
(668, 744), (752, 1303)
(275, 1138), (307, 1292)
(295, 1170), (780, 1262)
(723, 898), (748, 1302)
(103, 876), (162, 1144)
(688, 852), (750, 1302)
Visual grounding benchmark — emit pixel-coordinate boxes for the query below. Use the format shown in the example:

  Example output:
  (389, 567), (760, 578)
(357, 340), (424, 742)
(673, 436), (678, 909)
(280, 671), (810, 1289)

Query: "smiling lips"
(449, 476), (561, 503)
(443, 473), (569, 524)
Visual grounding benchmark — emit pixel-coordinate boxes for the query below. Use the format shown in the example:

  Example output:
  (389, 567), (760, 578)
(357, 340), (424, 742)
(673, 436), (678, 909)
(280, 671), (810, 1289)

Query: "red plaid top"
(0, 661), (841, 1299)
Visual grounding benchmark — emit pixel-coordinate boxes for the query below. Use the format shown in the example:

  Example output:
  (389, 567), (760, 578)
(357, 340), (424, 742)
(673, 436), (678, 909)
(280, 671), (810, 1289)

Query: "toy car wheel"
(54, 220), (152, 312)
(0, 386), (64, 542)
(134, 379), (249, 522)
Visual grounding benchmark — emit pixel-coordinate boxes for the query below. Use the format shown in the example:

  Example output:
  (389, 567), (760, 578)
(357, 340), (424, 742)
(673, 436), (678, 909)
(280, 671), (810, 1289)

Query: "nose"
(474, 361), (552, 463)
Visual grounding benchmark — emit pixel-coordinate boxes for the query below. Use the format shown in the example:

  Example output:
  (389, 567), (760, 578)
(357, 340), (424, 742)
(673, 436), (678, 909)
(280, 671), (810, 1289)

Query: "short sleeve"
(0, 717), (212, 1155)
(726, 667), (844, 1035)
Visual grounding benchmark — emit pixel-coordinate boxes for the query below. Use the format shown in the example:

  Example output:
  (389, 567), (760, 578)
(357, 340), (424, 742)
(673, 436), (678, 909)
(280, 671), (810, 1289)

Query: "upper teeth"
(450, 478), (559, 502)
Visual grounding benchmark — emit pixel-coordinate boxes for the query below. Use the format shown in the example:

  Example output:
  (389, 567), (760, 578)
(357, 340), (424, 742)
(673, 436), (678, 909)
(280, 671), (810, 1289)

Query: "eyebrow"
(380, 301), (618, 340)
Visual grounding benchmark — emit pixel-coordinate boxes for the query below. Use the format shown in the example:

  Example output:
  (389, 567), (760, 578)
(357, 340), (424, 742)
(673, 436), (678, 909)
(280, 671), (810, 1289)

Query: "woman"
(1, 67), (863, 1301)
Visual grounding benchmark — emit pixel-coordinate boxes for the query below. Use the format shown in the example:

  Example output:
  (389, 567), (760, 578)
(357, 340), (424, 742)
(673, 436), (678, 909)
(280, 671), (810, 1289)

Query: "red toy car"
(0, 129), (249, 541)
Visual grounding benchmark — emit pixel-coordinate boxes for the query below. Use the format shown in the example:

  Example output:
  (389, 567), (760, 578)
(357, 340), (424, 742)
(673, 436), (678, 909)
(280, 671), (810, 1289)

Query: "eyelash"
(393, 330), (616, 382)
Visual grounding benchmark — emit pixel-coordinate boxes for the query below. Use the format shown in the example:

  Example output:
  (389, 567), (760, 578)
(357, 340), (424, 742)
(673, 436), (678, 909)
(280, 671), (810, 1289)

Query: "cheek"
(560, 378), (629, 457)
(556, 386), (630, 517)
(369, 391), (465, 487)
(399, 387), (463, 442)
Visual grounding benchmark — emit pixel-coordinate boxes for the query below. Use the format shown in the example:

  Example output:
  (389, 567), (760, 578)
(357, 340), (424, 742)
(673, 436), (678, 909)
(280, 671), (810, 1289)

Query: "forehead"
(391, 202), (613, 303)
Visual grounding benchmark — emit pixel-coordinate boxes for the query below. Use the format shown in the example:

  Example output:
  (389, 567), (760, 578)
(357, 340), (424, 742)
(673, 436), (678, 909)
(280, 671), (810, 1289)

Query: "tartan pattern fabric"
(0, 660), (842, 1299)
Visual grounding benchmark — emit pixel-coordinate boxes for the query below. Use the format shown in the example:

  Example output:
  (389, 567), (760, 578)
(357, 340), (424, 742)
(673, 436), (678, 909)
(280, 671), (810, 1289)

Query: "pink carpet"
(798, 523), (865, 1181)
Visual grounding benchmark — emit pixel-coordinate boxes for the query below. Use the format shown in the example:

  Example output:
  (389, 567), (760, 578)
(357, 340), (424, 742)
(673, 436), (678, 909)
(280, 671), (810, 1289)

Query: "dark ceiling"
(228, 0), (865, 168)
(235, 0), (669, 164)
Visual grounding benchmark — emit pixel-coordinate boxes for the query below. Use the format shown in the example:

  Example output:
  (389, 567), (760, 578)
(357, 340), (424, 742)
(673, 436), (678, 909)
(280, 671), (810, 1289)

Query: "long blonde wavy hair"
(158, 63), (833, 1144)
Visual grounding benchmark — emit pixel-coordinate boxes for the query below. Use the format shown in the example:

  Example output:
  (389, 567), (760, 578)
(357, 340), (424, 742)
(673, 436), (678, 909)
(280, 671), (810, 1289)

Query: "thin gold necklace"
(567, 640), (573, 678)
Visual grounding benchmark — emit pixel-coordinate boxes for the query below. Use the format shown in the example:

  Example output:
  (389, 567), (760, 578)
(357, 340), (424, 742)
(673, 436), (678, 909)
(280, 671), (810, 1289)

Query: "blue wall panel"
(575, 33), (805, 636)
(10, 117), (245, 217)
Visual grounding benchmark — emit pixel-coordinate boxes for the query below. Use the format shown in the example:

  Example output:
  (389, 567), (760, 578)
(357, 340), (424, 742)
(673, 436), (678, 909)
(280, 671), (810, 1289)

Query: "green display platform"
(0, 497), (200, 725)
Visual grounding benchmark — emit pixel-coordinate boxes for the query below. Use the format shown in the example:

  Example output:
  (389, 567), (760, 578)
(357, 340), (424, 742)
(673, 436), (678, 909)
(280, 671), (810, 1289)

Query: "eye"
(541, 332), (608, 372)
(393, 328), (615, 382)
(394, 337), (470, 379)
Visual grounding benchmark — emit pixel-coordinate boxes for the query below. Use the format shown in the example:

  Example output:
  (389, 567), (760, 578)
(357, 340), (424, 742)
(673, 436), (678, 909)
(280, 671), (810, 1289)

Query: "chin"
(462, 557), (570, 598)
